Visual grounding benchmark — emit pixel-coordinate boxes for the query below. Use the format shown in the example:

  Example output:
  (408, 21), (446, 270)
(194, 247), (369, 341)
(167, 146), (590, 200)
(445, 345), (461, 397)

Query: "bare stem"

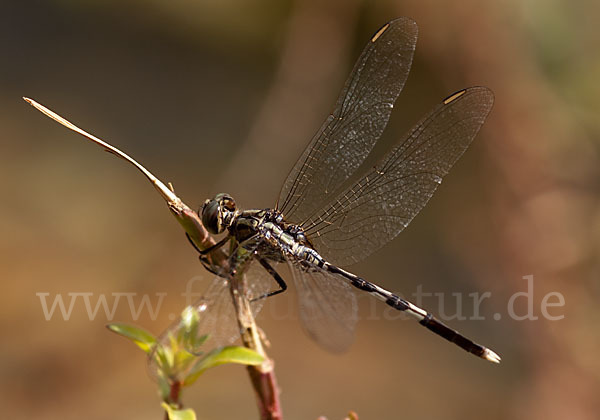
(228, 251), (282, 419)
(167, 380), (183, 414)
(24, 98), (282, 419)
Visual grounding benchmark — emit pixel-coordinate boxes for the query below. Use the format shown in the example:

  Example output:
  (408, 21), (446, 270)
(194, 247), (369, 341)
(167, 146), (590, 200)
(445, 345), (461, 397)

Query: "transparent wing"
(302, 87), (494, 267)
(287, 259), (358, 353)
(277, 18), (418, 223)
(172, 277), (240, 349)
(148, 248), (273, 379)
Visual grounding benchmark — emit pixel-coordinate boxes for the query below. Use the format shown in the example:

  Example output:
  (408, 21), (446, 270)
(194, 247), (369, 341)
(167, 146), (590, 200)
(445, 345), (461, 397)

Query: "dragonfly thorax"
(201, 193), (311, 256)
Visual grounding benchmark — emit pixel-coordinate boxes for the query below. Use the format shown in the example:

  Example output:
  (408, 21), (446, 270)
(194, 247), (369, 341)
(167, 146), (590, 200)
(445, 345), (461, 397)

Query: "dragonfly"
(167, 17), (500, 363)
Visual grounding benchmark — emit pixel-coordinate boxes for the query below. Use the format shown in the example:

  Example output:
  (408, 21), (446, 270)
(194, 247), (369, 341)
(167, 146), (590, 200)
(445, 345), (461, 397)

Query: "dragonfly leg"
(186, 233), (232, 275)
(185, 233), (203, 253)
(250, 258), (288, 302)
(186, 233), (231, 255)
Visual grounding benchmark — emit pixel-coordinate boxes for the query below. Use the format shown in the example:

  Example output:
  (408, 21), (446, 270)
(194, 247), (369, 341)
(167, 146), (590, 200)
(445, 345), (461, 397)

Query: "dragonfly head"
(201, 193), (237, 234)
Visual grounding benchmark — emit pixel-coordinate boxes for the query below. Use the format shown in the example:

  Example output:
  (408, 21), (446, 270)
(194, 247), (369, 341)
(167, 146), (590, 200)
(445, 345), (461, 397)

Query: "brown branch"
(24, 97), (281, 419)
(165, 379), (183, 420)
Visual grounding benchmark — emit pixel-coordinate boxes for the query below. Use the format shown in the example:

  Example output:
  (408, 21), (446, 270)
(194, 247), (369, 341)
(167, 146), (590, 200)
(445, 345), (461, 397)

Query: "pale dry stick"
(22, 97), (217, 260)
(24, 97), (282, 420)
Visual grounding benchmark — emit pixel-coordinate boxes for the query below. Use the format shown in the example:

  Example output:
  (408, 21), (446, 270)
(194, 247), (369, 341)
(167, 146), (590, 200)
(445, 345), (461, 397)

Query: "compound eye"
(201, 199), (222, 234)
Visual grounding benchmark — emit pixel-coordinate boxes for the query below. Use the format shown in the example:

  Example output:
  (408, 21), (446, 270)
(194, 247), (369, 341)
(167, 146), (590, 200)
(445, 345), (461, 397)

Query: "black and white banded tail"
(326, 264), (501, 363)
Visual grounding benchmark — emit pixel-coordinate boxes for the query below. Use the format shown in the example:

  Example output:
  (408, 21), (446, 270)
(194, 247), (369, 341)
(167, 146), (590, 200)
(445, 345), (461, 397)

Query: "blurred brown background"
(2, 0), (599, 419)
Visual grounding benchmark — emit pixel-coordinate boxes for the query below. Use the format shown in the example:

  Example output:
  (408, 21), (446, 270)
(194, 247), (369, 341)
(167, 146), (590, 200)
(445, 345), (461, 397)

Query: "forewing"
(278, 18), (418, 223)
(303, 87), (494, 267)
(288, 259), (358, 353)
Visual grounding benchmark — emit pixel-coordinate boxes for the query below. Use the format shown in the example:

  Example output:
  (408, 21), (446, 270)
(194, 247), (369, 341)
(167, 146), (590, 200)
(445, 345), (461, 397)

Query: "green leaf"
(179, 306), (200, 341)
(184, 346), (264, 385)
(106, 323), (157, 354)
(161, 403), (197, 420)
(178, 306), (211, 352)
(154, 344), (173, 373)
(157, 373), (171, 402)
(173, 347), (198, 372)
